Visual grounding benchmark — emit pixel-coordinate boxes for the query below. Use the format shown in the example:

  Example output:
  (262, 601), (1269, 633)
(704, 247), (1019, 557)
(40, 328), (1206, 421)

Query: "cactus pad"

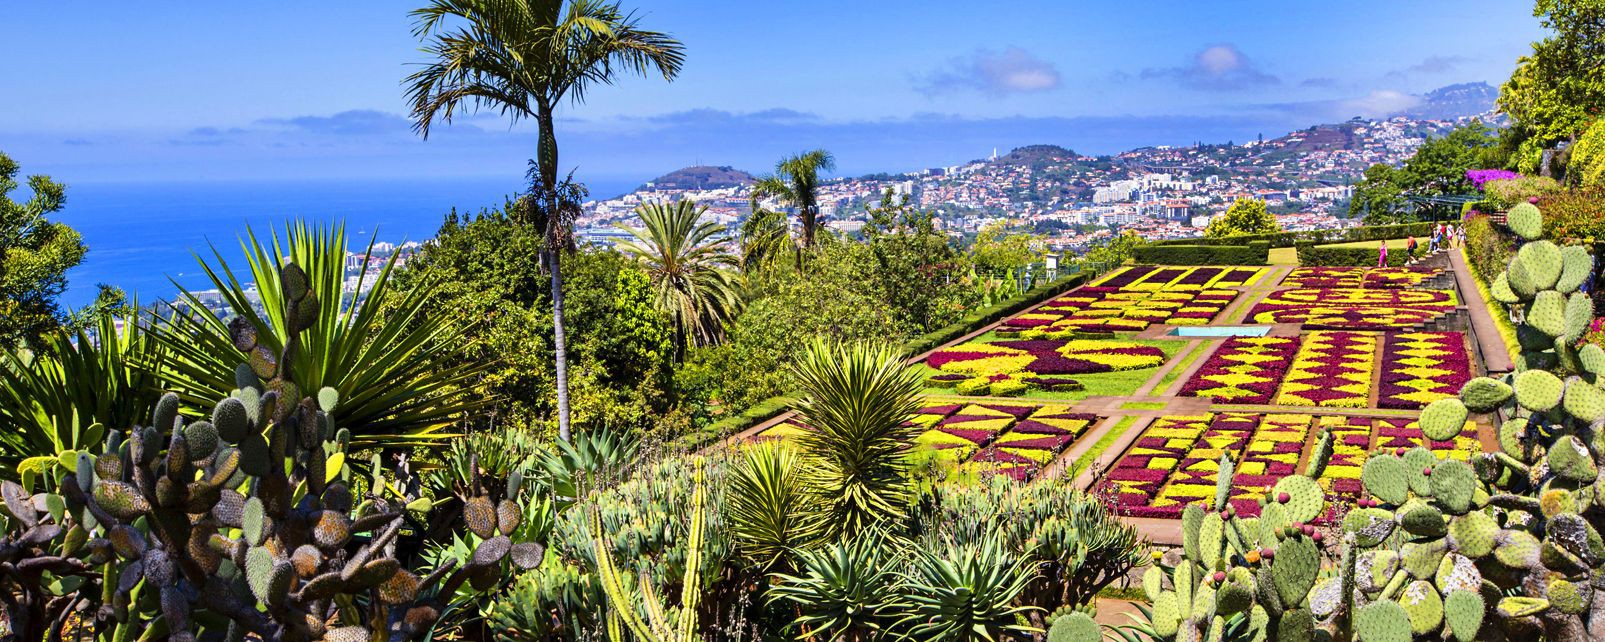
(1355, 600), (1411, 642)
(1458, 377), (1513, 413)
(1518, 241), (1562, 289)
(1491, 271), (1520, 303)
(1151, 592), (1180, 637)
(1564, 376), (1605, 423)
(1362, 454), (1409, 505)
(1547, 435), (1597, 482)
(1506, 202), (1543, 240)
(463, 497), (497, 540)
(1401, 539), (1448, 579)
(93, 481), (150, 521)
(245, 547), (290, 606)
(1402, 448), (1435, 497)
(241, 497), (266, 546)
(1274, 535), (1318, 606)
(1047, 612), (1100, 642)
(1565, 292), (1593, 343)
(1433, 553), (1481, 595)
(1528, 290), (1567, 338)
(1447, 511), (1497, 559)
(1580, 343), (1605, 376)
(1429, 459), (1475, 514)
(1344, 507), (1396, 547)
(1419, 399), (1469, 442)
(182, 422), (219, 461)
(1400, 580), (1444, 635)
(1271, 475), (1324, 524)
(311, 510), (351, 549)
(1443, 590), (1483, 642)
(1515, 369), (1563, 412)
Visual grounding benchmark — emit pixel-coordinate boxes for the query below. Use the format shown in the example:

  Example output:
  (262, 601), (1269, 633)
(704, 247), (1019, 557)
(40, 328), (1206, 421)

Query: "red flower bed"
(1178, 336), (1301, 404)
(1378, 332), (1471, 410)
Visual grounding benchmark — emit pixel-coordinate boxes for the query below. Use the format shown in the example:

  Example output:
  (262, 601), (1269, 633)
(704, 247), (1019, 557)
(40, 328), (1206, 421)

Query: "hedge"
(896, 271), (1090, 358)
(675, 394), (796, 452)
(1294, 243), (1413, 267)
(1132, 241), (1269, 265)
(1152, 222), (1434, 248)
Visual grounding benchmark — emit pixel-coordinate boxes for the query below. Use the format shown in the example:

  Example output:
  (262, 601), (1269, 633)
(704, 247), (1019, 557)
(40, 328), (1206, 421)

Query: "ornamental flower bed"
(755, 402), (1100, 482)
(924, 338), (1167, 395)
(1212, 267), (1267, 287)
(1178, 336), (1302, 404)
(1378, 332), (1471, 410)
(1088, 265), (1266, 290)
(999, 286), (1239, 334)
(1249, 287), (1456, 330)
(1280, 267), (1440, 290)
(1274, 331), (1379, 408)
(1089, 265), (1161, 288)
(1102, 413), (1482, 521)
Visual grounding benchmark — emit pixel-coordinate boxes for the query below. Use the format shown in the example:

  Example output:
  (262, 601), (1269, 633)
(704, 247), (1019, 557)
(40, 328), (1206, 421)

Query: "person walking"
(1429, 225), (1440, 254)
(1406, 236), (1419, 265)
(1379, 239), (1389, 267)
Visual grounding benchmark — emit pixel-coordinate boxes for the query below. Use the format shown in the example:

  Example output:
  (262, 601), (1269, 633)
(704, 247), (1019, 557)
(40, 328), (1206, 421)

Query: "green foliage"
(394, 210), (677, 437)
(0, 151), (88, 349)
(1482, 175), (1562, 210)
(892, 533), (1043, 641)
(724, 442), (824, 570)
(1295, 242), (1411, 267)
(970, 221), (1042, 275)
(1350, 163), (1411, 223)
(1133, 241), (1270, 265)
(149, 222), (491, 449)
(0, 308), (163, 478)
(1570, 117), (1605, 188)
(1084, 229), (1148, 266)
(1535, 188), (1605, 241)
(768, 530), (901, 640)
(1498, 0), (1605, 151)
(1205, 198), (1282, 238)
(616, 199), (742, 352)
(791, 340), (924, 539)
(860, 189), (982, 334)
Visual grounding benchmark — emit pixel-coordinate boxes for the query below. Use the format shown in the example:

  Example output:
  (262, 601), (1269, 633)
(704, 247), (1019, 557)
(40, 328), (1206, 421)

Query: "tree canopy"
(0, 152), (86, 349)
(1204, 198), (1281, 238)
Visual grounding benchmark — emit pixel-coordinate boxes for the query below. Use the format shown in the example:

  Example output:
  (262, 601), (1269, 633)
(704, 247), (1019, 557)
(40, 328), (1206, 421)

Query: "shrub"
(1294, 243), (1409, 267)
(1569, 117), (1605, 189)
(1482, 175), (1562, 210)
(1131, 242), (1269, 265)
(1462, 214), (1514, 281)
(1536, 188), (1605, 241)
(1151, 222), (1433, 248)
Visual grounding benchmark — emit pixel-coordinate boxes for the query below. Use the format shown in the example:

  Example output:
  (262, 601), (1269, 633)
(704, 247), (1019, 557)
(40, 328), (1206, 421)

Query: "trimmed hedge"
(675, 394), (796, 452)
(1132, 241), (1269, 265)
(896, 271), (1090, 358)
(1294, 243), (1412, 267)
(1152, 222), (1434, 248)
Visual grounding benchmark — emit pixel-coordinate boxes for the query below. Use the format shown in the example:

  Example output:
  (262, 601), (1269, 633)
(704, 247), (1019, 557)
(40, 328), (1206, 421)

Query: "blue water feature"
(1167, 326), (1272, 338)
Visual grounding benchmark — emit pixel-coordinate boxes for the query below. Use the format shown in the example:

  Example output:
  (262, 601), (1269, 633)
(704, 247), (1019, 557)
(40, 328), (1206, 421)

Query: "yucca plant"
(147, 221), (489, 449)
(892, 534), (1042, 642)
(768, 530), (901, 642)
(725, 442), (825, 571)
(791, 339), (924, 539)
(0, 306), (163, 478)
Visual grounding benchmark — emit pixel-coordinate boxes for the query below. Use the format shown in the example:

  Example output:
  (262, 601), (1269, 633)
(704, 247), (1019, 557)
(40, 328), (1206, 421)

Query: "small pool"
(1167, 326), (1272, 338)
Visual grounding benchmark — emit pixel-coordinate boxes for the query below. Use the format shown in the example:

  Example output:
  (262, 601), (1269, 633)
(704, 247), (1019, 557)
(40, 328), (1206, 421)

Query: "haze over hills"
(1402, 82), (1499, 120)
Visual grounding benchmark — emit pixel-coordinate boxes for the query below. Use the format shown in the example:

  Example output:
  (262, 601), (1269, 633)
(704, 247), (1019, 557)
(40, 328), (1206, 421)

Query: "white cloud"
(917, 47), (1063, 96)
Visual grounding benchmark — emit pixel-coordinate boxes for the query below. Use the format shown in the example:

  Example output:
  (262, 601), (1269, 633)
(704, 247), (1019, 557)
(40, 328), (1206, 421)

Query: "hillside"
(1405, 81), (1498, 120)
(640, 165), (755, 191)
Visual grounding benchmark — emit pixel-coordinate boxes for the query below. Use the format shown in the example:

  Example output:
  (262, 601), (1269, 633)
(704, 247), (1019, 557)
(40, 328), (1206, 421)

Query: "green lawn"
(1147, 341), (1211, 396)
(1120, 401), (1168, 410)
(1316, 236), (1429, 251)
(919, 338), (1187, 401)
(1267, 246), (1298, 266)
(1066, 415), (1140, 481)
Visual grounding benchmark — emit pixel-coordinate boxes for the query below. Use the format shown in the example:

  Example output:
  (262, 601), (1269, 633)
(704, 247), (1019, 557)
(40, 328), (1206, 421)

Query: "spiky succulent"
(55, 259), (537, 642)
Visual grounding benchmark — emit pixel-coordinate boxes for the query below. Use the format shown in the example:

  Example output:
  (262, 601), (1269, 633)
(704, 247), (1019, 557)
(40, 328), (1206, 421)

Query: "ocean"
(53, 176), (638, 308)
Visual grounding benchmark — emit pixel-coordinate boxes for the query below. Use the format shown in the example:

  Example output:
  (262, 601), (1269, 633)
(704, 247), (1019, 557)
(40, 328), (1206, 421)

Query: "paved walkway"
(1450, 248), (1514, 373)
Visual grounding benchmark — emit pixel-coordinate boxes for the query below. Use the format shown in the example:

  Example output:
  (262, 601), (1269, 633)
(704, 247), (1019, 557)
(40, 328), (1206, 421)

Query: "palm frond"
(615, 200), (741, 350)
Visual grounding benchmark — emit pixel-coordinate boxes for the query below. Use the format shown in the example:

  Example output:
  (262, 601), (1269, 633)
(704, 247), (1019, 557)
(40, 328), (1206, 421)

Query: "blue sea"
(55, 176), (638, 308)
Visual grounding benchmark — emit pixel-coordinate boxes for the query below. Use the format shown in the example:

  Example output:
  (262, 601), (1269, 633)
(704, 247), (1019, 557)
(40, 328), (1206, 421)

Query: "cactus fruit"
(1047, 612), (1101, 642)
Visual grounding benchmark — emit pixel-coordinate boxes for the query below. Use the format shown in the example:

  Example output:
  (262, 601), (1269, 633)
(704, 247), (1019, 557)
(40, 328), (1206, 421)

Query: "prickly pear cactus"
(58, 259), (538, 642)
(1345, 203), (1603, 640)
(1132, 436), (1343, 642)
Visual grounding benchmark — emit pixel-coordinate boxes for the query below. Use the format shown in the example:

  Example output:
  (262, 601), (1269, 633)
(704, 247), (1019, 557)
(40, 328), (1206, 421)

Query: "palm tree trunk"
(537, 105), (572, 442)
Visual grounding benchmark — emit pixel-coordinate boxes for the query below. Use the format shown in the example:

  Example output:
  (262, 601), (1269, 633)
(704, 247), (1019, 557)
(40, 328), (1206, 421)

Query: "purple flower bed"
(1096, 266), (1159, 288)
(1173, 267), (1224, 286)
(1467, 169), (1521, 190)
(1378, 332), (1471, 410)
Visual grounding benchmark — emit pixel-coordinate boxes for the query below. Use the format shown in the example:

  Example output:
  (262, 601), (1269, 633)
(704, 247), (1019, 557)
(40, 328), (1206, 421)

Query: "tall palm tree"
(750, 149), (835, 249)
(737, 206), (795, 273)
(614, 200), (741, 353)
(405, 0), (685, 442)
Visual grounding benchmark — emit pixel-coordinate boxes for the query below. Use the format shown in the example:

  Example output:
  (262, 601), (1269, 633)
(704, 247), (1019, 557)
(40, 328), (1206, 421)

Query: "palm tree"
(615, 200), (741, 353)
(737, 205), (795, 273)
(750, 149), (835, 249)
(405, 0), (685, 441)
(790, 339), (924, 540)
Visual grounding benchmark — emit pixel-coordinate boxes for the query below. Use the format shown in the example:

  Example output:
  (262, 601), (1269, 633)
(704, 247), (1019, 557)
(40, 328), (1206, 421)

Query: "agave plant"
(892, 533), (1042, 641)
(724, 442), (825, 571)
(147, 222), (489, 449)
(768, 530), (901, 641)
(0, 306), (163, 478)
(790, 339), (924, 539)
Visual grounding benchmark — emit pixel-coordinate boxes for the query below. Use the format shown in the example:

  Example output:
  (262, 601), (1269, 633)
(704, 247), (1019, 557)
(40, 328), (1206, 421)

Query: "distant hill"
(1404, 82), (1498, 120)
(996, 144), (1079, 167)
(640, 165), (755, 191)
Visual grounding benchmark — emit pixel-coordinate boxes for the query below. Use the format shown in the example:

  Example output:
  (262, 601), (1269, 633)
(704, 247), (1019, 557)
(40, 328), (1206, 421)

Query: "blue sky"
(1, 1), (1546, 194)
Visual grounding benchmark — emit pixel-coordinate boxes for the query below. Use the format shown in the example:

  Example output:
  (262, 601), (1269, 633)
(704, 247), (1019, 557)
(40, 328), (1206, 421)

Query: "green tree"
(1204, 198), (1281, 238)
(392, 208), (676, 437)
(1498, 0), (1605, 157)
(859, 190), (977, 333)
(751, 149), (836, 249)
(406, 0), (685, 441)
(1398, 121), (1497, 196)
(615, 200), (742, 354)
(969, 222), (1039, 275)
(1082, 229), (1147, 267)
(0, 152), (83, 348)
(1349, 163), (1410, 223)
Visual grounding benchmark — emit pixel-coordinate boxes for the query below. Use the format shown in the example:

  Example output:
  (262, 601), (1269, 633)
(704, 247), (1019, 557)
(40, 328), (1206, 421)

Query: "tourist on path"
(1378, 239), (1389, 267)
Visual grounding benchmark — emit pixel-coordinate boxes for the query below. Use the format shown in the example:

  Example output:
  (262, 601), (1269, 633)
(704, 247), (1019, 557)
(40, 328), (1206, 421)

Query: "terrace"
(734, 252), (1509, 544)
